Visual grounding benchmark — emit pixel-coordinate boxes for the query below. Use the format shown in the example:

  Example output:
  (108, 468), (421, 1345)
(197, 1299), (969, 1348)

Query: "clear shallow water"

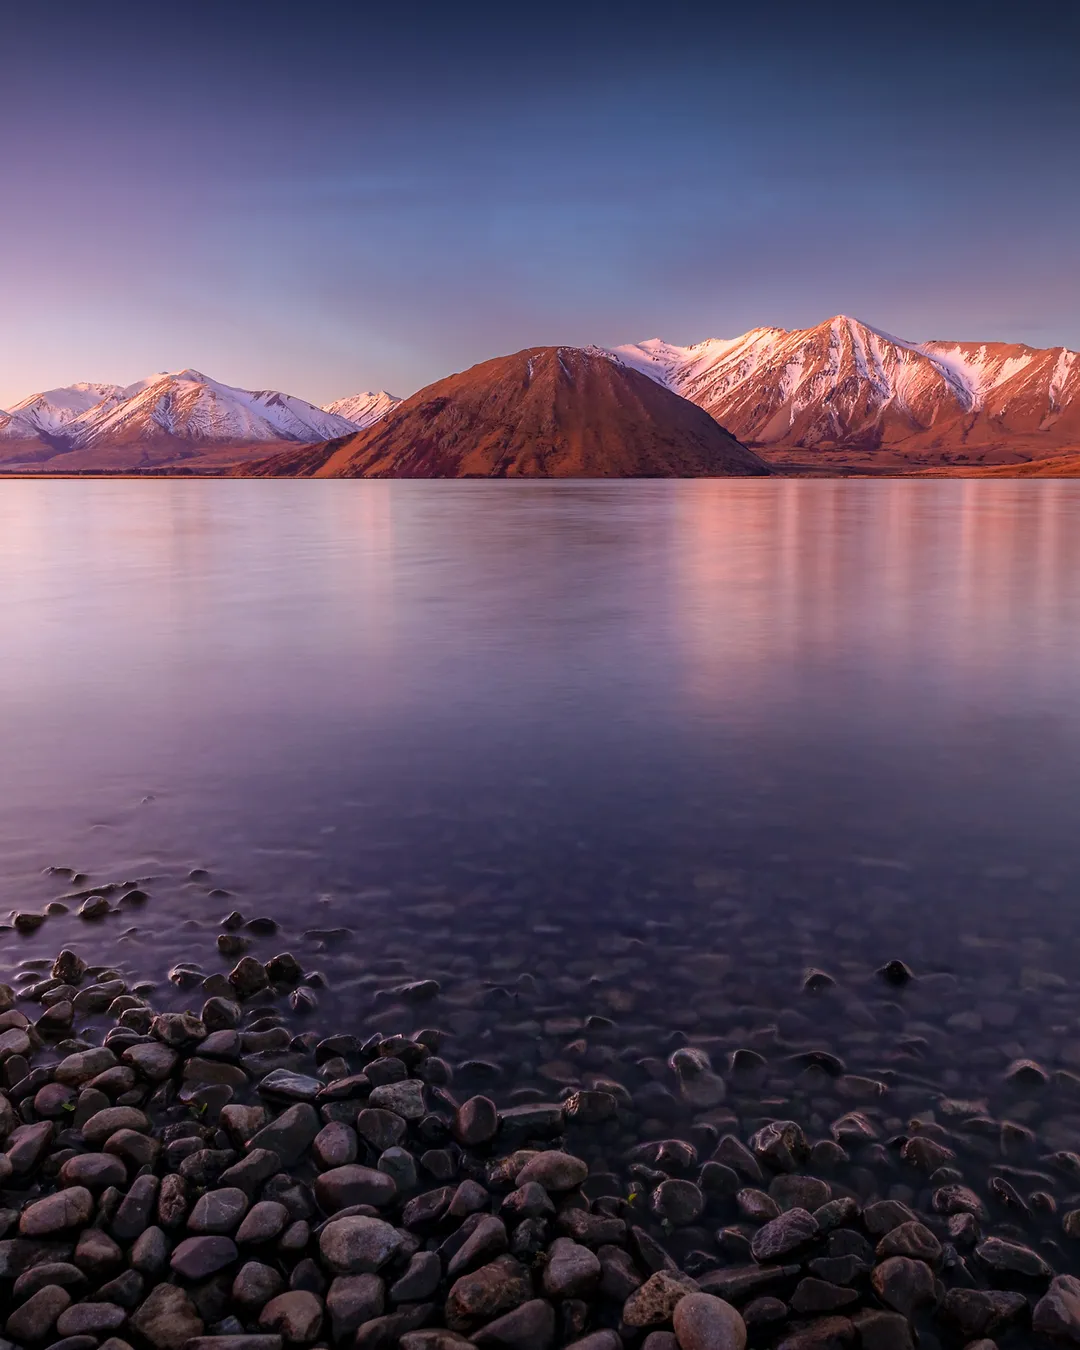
(3, 479), (1080, 1059)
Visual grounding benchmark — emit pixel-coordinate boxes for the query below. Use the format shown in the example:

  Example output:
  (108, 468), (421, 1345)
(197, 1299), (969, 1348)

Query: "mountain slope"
(68, 369), (358, 449)
(0, 370), (367, 470)
(613, 317), (1080, 466)
(242, 346), (769, 478)
(322, 390), (400, 429)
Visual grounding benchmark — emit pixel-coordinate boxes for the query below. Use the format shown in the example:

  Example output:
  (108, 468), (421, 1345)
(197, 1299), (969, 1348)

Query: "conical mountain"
(242, 346), (769, 478)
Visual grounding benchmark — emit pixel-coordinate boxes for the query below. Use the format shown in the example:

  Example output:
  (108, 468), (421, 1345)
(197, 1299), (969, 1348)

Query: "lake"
(4, 479), (1080, 1276)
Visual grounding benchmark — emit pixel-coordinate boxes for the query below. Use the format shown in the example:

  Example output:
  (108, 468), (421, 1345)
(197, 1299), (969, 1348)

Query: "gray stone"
(19, 1188), (94, 1236)
(319, 1216), (403, 1274)
(623, 1270), (700, 1328)
(652, 1179), (704, 1227)
(367, 1080), (425, 1120)
(314, 1164), (397, 1213)
(672, 1293), (747, 1350)
(1035, 1274), (1080, 1342)
(258, 1291), (323, 1344)
(356, 1109), (407, 1151)
(81, 1105), (151, 1145)
(735, 1189), (780, 1222)
(453, 1096), (498, 1146)
(390, 1251), (441, 1302)
(233, 1261), (285, 1310)
(188, 1188), (250, 1235)
(130, 1283), (204, 1350)
(444, 1255), (533, 1333)
(470, 1298), (556, 1350)
(122, 1043), (178, 1081)
(247, 1104), (319, 1166)
(112, 1174), (160, 1241)
(59, 1153), (127, 1191)
(55, 1303), (128, 1336)
(515, 1151), (588, 1192)
(258, 1070), (323, 1102)
(236, 1200), (289, 1244)
(377, 1146), (418, 1193)
(131, 1226), (170, 1275)
(542, 1237), (600, 1298)
(976, 1235), (1053, 1278)
(870, 1258), (936, 1317)
(939, 1288), (1027, 1339)
(313, 1122), (358, 1169)
(6, 1285), (72, 1342)
(326, 1274), (385, 1337)
(170, 1235), (239, 1279)
(54, 1049), (117, 1086)
(447, 1216), (509, 1278)
(875, 1222), (941, 1265)
(750, 1208), (819, 1262)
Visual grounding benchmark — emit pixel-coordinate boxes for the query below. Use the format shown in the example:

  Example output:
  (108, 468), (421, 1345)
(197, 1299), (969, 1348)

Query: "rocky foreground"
(2, 949), (1080, 1350)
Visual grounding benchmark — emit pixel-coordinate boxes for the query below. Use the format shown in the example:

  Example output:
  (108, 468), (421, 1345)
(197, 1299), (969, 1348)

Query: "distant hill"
(241, 346), (769, 478)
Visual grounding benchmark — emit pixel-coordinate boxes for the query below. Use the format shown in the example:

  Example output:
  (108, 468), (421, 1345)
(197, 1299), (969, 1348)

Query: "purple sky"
(1, 0), (1078, 409)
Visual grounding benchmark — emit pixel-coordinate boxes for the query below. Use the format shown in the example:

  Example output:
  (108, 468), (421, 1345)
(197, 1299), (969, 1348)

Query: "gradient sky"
(2, 0), (1078, 409)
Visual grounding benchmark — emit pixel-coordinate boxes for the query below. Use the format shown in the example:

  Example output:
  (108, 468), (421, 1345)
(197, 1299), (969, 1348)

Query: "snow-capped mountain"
(6, 382), (126, 437)
(0, 369), (372, 469)
(322, 390), (401, 430)
(66, 369), (360, 449)
(612, 316), (1080, 461)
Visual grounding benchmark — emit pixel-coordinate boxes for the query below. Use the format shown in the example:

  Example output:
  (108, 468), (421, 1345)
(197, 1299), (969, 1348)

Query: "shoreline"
(2, 945), (1078, 1350)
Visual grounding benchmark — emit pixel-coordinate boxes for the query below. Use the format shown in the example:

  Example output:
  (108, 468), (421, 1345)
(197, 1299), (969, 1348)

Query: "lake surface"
(4, 480), (1080, 1137)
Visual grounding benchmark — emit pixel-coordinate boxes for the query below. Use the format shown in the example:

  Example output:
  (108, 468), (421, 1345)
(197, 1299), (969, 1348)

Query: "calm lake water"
(3, 479), (1080, 1081)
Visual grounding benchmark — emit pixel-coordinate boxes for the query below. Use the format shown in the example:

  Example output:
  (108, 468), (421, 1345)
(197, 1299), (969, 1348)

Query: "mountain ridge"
(611, 316), (1080, 466)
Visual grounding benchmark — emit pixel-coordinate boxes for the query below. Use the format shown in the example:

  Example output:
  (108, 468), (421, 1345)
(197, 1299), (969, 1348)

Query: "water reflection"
(0, 479), (1079, 970)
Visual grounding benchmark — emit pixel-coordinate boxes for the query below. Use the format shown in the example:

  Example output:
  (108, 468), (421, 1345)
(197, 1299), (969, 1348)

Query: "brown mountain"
(240, 346), (769, 478)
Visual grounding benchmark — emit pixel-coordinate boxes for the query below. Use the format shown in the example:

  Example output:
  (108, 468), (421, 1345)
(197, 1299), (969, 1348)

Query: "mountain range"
(613, 316), (1080, 468)
(2, 315), (1078, 474)
(0, 371), (401, 471)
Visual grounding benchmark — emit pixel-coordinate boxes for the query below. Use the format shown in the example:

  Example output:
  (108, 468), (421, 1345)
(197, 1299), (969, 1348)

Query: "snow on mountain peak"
(611, 318), (1080, 452)
(322, 390), (401, 430)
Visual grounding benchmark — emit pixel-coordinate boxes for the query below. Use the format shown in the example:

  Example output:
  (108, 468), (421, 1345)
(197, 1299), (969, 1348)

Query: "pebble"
(623, 1270), (700, 1327)
(169, 1235), (239, 1279)
(672, 1292), (747, 1350)
(319, 1216), (403, 1273)
(750, 1208), (819, 1262)
(259, 1290), (324, 1343)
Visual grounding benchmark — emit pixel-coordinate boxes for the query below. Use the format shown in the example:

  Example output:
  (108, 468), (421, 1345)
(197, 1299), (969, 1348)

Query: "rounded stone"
(515, 1151), (588, 1192)
(19, 1186), (95, 1236)
(187, 1187), (250, 1235)
(652, 1179), (705, 1227)
(56, 1304), (128, 1336)
(236, 1199), (290, 1244)
(259, 1290), (324, 1344)
(81, 1107), (150, 1146)
(319, 1216), (404, 1273)
(314, 1164), (397, 1213)
(453, 1096), (499, 1146)
(673, 1293), (747, 1350)
(169, 1234), (239, 1279)
(542, 1237), (601, 1298)
(60, 1153), (128, 1190)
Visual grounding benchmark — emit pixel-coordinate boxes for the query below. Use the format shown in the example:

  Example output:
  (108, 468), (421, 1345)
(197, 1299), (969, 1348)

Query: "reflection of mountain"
(671, 480), (1080, 719)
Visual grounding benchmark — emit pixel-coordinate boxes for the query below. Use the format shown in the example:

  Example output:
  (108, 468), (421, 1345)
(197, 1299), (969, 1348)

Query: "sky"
(1, 0), (1079, 409)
